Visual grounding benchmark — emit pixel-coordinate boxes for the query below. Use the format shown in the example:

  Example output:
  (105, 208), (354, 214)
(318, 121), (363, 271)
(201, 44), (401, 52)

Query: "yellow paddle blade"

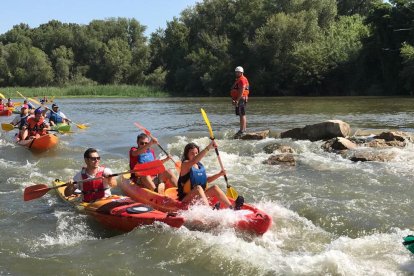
(1, 123), (15, 131)
(226, 186), (238, 200)
(16, 91), (26, 99)
(8, 107), (15, 111)
(0, 92), (5, 99)
(13, 102), (22, 107)
(200, 108), (215, 139)
(28, 97), (42, 106)
(76, 123), (88, 129)
(50, 96), (55, 102)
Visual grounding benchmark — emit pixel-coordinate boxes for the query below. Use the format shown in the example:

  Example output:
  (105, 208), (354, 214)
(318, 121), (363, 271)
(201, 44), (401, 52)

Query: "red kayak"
(120, 175), (272, 235)
(0, 109), (12, 116)
(53, 180), (185, 232)
(16, 133), (59, 152)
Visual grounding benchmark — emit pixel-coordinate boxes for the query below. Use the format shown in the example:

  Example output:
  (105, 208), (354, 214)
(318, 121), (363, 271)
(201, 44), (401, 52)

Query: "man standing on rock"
(230, 66), (249, 137)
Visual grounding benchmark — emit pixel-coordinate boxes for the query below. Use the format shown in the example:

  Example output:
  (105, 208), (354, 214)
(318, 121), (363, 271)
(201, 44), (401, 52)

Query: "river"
(1, 97), (414, 275)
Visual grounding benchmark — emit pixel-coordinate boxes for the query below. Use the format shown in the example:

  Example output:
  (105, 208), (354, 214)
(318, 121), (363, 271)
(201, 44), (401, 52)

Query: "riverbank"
(0, 85), (170, 98)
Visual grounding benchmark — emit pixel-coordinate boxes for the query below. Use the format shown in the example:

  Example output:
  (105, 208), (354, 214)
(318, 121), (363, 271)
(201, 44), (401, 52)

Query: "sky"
(1, 0), (200, 37)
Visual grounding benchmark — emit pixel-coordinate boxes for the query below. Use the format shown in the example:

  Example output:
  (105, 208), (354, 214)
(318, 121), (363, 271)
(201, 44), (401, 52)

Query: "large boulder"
(373, 131), (413, 142)
(349, 151), (396, 162)
(234, 130), (269, 140)
(322, 137), (357, 152)
(281, 120), (351, 141)
(263, 143), (296, 154)
(263, 154), (296, 166)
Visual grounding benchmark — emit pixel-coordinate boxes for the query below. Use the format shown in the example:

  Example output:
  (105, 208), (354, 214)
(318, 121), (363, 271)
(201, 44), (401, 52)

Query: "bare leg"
(240, 115), (246, 132)
(205, 185), (232, 208)
(181, 185), (209, 206)
(160, 169), (178, 187)
(140, 175), (156, 191)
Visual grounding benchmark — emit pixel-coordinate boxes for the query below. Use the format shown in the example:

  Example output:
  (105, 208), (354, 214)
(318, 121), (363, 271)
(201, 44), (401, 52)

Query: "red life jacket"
(81, 166), (106, 202)
(230, 75), (250, 101)
(27, 116), (47, 136)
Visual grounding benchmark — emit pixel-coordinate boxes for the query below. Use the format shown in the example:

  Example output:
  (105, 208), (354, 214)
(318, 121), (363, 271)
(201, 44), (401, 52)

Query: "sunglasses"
(88, 157), (101, 161)
(139, 142), (148, 146)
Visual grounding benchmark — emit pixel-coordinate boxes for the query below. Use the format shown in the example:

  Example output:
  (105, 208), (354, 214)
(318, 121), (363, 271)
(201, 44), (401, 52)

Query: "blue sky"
(1, 0), (200, 37)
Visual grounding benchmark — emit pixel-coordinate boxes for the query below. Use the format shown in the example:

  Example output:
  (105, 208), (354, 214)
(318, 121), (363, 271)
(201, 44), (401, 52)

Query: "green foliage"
(0, 85), (169, 98)
(1, 0), (414, 96)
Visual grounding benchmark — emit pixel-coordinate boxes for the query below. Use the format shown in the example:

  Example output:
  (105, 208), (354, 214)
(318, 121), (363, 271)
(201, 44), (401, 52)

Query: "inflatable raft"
(119, 175), (272, 235)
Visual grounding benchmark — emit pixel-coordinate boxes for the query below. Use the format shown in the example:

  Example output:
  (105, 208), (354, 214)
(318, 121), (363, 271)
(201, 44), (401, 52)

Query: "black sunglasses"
(88, 156), (101, 161)
(139, 142), (148, 146)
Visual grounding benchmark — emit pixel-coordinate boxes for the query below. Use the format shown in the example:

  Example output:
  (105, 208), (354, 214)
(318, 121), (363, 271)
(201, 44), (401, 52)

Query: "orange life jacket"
(27, 116), (47, 136)
(81, 166), (106, 202)
(230, 75), (250, 101)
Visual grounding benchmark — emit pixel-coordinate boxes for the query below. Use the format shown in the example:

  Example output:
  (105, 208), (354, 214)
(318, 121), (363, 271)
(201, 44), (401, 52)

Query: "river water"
(1, 97), (414, 275)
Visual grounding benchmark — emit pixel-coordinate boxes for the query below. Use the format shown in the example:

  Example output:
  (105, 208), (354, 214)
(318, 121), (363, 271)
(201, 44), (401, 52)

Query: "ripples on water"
(1, 97), (414, 275)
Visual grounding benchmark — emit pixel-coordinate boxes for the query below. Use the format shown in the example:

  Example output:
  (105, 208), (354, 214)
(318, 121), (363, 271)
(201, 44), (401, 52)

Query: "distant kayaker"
(23, 100), (35, 111)
(10, 104), (30, 141)
(43, 103), (69, 126)
(0, 99), (4, 111)
(64, 148), (117, 202)
(178, 141), (244, 209)
(129, 133), (178, 195)
(230, 66), (249, 137)
(6, 98), (14, 108)
(21, 109), (51, 140)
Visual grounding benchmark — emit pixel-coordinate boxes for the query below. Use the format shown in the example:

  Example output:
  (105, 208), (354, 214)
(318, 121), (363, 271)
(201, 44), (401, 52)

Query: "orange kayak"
(120, 175), (272, 235)
(53, 180), (185, 232)
(0, 109), (12, 116)
(16, 133), (59, 152)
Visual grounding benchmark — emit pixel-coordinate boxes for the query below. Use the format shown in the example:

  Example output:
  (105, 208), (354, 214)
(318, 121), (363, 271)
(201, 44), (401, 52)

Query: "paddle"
(22, 94), (87, 130)
(1, 123), (16, 131)
(23, 160), (166, 201)
(0, 92), (5, 99)
(134, 122), (181, 172)
(200, 108), (238, 200)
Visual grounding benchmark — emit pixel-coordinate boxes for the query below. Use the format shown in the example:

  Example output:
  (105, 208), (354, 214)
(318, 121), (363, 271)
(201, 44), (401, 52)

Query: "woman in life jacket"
(129, 133), (177, 195)
(21, 109), (51, 140)
(64, 148), (117, 202)
(177, 141), (235, 208)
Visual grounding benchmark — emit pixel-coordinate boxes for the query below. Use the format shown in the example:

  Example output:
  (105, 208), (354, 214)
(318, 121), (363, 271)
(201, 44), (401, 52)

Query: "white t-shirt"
(73, 167), (113, 198)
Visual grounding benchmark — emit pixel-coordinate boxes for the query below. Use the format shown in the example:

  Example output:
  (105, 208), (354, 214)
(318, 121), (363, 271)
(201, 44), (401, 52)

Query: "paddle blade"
(133, 160), (165, 176)
(1, 123), (15, 131)
(75, 123), (88, 129)
(28, 97), (42, 106)
(23, 184), (50, 201)
(0, 92), (5, 99)
(200, 108), (214, 139)
(226, 186), (238, 200)
(13, 102), (22, 107)
(134, 122), (151, 136)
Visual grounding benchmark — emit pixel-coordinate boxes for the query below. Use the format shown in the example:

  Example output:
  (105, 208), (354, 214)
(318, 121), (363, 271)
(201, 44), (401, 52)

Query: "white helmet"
(235, 66), (244, 73)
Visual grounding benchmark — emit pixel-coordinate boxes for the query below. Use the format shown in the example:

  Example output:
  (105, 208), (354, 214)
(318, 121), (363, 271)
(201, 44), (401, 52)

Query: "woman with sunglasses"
(64, 148), (117, 202)
(129, 133), (177, 194)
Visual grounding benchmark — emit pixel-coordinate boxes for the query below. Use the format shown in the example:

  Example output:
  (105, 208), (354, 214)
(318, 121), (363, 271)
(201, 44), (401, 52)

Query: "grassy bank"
(0, 85), (170, 98)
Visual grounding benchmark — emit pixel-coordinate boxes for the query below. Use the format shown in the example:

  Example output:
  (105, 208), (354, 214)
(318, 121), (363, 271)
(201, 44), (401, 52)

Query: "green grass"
(0, 85), (170, 98)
